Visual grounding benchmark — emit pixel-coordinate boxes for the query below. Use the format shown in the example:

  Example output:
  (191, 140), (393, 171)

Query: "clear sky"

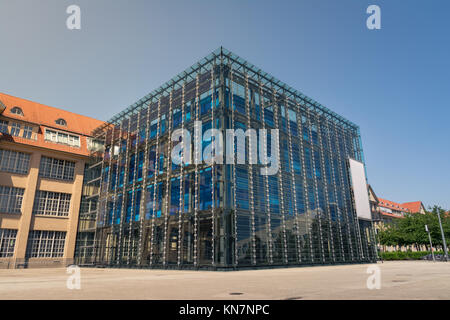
(1, 0), (449, 209)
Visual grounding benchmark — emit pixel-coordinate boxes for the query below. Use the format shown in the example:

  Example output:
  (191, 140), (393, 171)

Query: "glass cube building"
(75, 47), (377, 269)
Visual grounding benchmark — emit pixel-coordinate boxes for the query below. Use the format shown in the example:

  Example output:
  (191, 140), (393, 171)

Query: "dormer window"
(55, 118), (67, 126)
(11, 107), (24, 116)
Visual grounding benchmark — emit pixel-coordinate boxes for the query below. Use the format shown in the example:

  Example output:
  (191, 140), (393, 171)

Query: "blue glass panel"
(200, 95), (212, 115)
(125, 191), (133, 222)
(145, 185), (154, 219)
(115, 195), (122, 224)
(264, 107), (274, 127)
(170, 177), (180, 215)
(148, 146), (156, 178)
(137, 151), (143, 181)
(199, 168), (213, 210)
(134, 189), (141, 221)
(233, 95), (246, 114)
(235, 167), (249, 210)
(128, 154), (136, 184)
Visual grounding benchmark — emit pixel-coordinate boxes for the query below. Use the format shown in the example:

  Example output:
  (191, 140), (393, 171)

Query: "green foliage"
(380, 251), (444, 260)
(377, 205), (450, 247)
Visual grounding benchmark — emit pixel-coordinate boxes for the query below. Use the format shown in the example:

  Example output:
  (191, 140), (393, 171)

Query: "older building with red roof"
(0, 92), (103, 156)
(368, 185), (426, 232)
(0, 92), (104, 268)
(401, 201), (426, 214)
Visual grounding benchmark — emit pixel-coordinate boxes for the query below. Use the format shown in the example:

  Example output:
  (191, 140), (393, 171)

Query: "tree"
(377, 205), (449, 249)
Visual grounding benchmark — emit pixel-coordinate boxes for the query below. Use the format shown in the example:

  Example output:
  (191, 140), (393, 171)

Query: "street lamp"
(425, 224), (435, 262)
(436, 210), (448, 262)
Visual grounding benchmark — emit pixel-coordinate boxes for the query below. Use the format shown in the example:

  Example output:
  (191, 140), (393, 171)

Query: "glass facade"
(25, 230), (66, 258)
(75, 48), (376, 268)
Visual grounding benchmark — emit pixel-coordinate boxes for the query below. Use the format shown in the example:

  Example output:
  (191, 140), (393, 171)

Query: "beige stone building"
(0, 92), (103, 268)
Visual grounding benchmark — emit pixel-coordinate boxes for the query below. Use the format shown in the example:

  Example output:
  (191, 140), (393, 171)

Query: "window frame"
(44, 128), (81, 148)
(55, 118), (67, 126)
(10, 107), (24, 116)
(10, 122), (21, 137)
(0, 149), (31, 174)
(39, 156), (75, 181)
(0, 120), (8, 134)
(22, 125), (33, 139)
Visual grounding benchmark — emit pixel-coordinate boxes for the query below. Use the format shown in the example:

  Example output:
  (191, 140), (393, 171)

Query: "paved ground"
(0, 261), (448, 300)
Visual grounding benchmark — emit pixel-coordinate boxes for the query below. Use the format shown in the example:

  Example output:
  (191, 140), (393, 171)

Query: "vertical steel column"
(218, 57), (226, 266)
(92, 130), (108, 264)
(331, 122), (354, 261)
(177, 82), (186, 267)
(137, 103), (151, 266)
(305, 108), (325, 263)
(245, 73), (256, 266)
(229, 67), (238, 267)
(126, 111), (141, 265)
(117, 119), (132, 265)
(284, 98), (302, 263)
(258, 78), (273, 265)
(193, 74), (200, 267)
(163, 90), (174, 266)
(323, 119), (345, 261)
(108, 125), (120, 264)
(210, 66), (217, 267)
(271, 88), (288, 264)
(315, 113), (336, 263)
(295, 102), (314, 262)
(149, 98), (162, 266)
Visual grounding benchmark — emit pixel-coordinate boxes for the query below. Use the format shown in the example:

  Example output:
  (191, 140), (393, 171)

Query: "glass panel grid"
(0, 186), (24, 214)
(0, 149), (30, 174)
(26, 230), (66, 258)
(39, 156), (75, 181)
(0, 229), (17, 257)
(33, 190), (71, 217)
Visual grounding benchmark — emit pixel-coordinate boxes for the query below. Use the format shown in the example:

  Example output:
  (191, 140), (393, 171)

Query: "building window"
(55, 118), (67, 126)
(0, 120), (8, 133)
(44, 129), (80, 148)
(25, 230), (66, 258)
(32, 190), (71, 217)
(22, 125), (33, 139)
(0, 229), (17, 257)
(67, 135), (80, 147)
(39, 156), (75, 181)
(10, 122), (21, 136)
(0, 149), (30, 174)
(10, 107), (24, 116)
(0, 186), (25, 214)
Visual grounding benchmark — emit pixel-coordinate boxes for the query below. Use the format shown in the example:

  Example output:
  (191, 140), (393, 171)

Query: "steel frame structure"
(75, 47), (376, 269)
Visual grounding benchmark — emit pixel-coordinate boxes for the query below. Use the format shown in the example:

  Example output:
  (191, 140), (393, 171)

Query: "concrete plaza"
(0, 261), (448, 300)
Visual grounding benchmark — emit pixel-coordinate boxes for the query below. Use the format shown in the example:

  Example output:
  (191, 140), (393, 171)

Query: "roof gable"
(401, 201), (424, 213)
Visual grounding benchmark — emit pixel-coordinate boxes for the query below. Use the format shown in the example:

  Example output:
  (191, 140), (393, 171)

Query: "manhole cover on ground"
(285, 297), (303, 300)
(229, 292), (244, 295)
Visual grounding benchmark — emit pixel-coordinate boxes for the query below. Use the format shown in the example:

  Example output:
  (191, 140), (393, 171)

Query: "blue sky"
(1, 0), (449, 209)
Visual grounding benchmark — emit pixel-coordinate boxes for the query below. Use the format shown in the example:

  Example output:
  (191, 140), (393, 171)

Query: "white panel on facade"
(348, 158), (372, 220)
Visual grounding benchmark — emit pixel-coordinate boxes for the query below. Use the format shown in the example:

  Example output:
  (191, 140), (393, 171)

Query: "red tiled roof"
(401, 201), (423, 213)
(378, 198), (411, 213)
(0, 92), (103, 136)
(0, 92), (104, 157)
